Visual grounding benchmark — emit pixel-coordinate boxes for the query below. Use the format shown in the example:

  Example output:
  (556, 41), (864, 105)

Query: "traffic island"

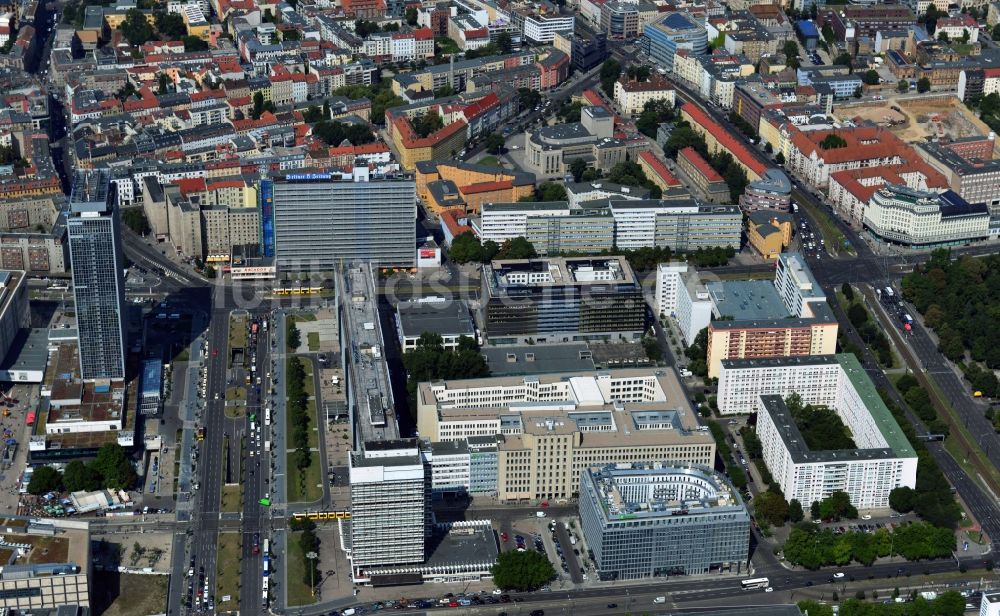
(215, 532), (242, 613)
(285, 356), (322, 504)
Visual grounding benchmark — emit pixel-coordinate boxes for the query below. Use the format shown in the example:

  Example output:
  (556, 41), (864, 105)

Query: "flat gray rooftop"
(707, 280), (789, 320)
(481, 343), (595, 376)
(0, 328), (50, 373)
(396, 300), (475, 339)
(425, 525), (500, 569)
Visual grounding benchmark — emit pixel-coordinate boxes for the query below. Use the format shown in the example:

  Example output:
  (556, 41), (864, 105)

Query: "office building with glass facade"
(481, 256), (645, 344)
(68, 170), (126, 381)
(579, 464), (750, 579)
(272, 170), (417, 270)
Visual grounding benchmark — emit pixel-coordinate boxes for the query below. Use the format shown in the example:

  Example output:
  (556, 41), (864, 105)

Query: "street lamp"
(306, 551), (318, 597)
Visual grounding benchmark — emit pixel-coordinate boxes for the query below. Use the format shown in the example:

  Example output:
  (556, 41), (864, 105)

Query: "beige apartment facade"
(417, 370), (716, 502)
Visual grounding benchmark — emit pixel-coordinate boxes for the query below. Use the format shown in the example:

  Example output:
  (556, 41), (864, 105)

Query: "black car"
(607, 604), (618, 609)
(530, 611), (544, 616)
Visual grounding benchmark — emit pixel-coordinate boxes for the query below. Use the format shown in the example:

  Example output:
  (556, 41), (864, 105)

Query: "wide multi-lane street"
(105, 46), (1000, 616)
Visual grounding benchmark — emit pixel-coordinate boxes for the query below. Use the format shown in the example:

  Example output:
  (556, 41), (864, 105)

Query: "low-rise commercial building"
(0, 517), (91, 610)
(579, 464), (750, 579)
(717, 354), (918, 510)
(918, 137), (1000, 235)
(746, 210), (793, 260)
(481, 256), (645, 344)
(395, 299), (477, 351)
(416, 369), (716, 502)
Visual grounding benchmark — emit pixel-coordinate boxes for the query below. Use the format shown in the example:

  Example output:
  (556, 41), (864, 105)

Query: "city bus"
(741, 578), (770, 590)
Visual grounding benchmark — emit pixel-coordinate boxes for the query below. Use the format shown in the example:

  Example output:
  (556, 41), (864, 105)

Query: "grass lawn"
(799, 198), (852, 256)
(94, 572), (169, 616)
(221, 484), (242, 513)
(229, 314), (248, 351)
(215, 533), (241, 613)
(285, 356), (322, 503)
(477, 155), (502, 167)
(225, 386), (246, 401)
(173, 347), (190, 362)
(307, 332), (320, 352)
(286, 532), (316, 607)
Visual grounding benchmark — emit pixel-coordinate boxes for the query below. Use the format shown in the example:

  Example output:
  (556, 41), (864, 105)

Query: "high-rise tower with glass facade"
(68, 170), (126, 381)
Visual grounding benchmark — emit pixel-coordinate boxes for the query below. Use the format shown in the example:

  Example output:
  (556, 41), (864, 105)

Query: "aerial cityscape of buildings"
(0, 0), (998, 611)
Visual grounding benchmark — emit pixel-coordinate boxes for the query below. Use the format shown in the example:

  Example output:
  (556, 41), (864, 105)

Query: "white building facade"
(719, 354), (918, 510)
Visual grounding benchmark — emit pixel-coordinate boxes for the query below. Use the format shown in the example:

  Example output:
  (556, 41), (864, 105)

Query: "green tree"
(182, 35), (208, 51)
(782, 40), (800, 69)
(889, 486), (915, 513)
(93, 443), (137, 490)
(898, 79), (909, 93)
(788, 499), (804, 523)
(496, 31), (513, 54)
(155, 11), (187, 38)
(27, 465), (62, 495)
(403, 334), (489, 415)
(287, 323), (301, 350)
(411, 111), (444, 138)
(312, 120), (375, 146)
(599, 58), (621, 97)
(491, 550), (555, 591)
(861, 69), (880, 85)
(63, 460), (103, 492)
(120, 9), (155, 46)
(641, 337), (662, 362)
(775, 152), (785, 165)
(818, 491), (858, 521)
(568, 158), (588, 183)
(518, 87), (541, 110)
(754, 490), (789, 527)
(484, 132), (506, 154)
(252, 91), (265, 120)
(496, 237), (537, 259)
(538, 182), (567, 201)
(819, 134), (848, 149)
(821, 23), (835, 42)
(993, 23), (1000, 41)
(917, 77), (931, 93)
(841, 282), (854, 302)
(833, 52), (853, 70)
(448, 232), (484, 264)
(810, 500), (821, 519)
(122, 208), (151, 235)
(281, 28), (301, 41)
(405, 6), (418, 24)
(847, 302), (868, 327)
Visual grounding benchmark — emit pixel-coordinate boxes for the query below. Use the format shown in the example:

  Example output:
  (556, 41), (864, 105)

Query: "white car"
(765, 587), (774, 593)
(832, 572), (845, 579)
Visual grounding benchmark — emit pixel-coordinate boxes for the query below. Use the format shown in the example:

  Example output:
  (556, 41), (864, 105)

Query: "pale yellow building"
(416, 370), (716, 503)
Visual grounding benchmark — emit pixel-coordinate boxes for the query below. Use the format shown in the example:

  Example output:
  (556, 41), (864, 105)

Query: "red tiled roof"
(679, 147), (724, 183)
(789, 125), (909, 166)
(414, 27), (434, 40)
(175, 177), (207, 195)
(638, 151), (681, 187)
(440, 208), (473, 239)
(206, 179), (246, 191)
(461, 180), (514, 194)
(463, 93), (499, 121)
(392, 114), (467, 149)
(984, 68), (1000, 79)
(682, 103), (768, 177)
